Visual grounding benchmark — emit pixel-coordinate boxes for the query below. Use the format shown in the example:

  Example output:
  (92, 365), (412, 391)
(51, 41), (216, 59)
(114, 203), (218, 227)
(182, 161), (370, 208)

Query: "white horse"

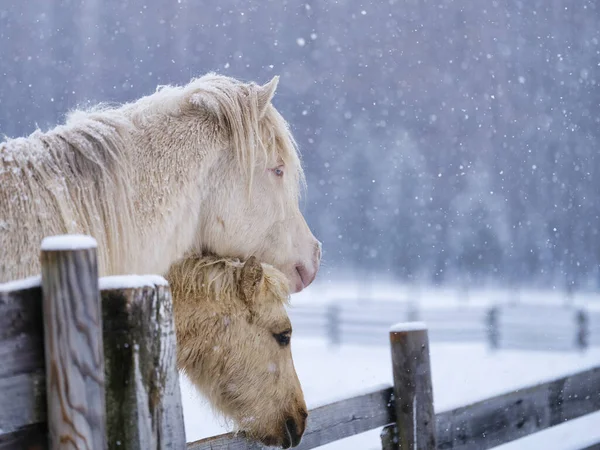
(0, 74), (321, 291)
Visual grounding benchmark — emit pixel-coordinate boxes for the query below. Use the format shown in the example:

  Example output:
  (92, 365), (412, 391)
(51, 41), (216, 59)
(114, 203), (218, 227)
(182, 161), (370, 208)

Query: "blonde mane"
(167, 254), (291, 309)
(0, 111), (136, 272)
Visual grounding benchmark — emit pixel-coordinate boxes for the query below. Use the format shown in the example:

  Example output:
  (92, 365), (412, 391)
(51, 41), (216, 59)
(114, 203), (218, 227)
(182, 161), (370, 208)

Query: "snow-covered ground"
(289, 277), (600, 310)
(181, 337), (600, 449)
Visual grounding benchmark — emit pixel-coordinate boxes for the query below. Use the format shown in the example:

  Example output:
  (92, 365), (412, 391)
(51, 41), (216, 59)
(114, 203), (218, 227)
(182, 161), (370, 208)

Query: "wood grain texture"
(41, 244), (107, 450)
(0, 284), (47, 443)
(390, 328), (437, 449)
(0, 279), (186, 450)
(186, 387), (395, 450)
(102, 283), (185, 450)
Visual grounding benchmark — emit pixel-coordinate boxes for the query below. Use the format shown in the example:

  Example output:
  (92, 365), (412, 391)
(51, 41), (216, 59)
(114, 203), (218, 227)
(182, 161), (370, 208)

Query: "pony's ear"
(189, 91), (221, 118)
(239, 256), (264, 304)
(257, 76), (279, 118)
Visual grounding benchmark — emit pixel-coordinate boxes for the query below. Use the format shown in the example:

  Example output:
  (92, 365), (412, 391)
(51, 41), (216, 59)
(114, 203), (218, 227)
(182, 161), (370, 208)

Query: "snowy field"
(180, 337), (600, 449)
(288, 276), (600, 310)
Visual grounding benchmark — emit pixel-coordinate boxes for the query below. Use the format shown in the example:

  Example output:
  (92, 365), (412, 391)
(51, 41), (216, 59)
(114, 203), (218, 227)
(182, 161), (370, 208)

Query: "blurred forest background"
(1, 0), (599, 292)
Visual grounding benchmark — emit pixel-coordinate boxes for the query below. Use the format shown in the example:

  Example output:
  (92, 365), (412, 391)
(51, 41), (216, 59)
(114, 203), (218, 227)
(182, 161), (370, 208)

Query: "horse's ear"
(257, 76), (279, 118)
(240, 256), (264, 304)
(189, 91), (221, 119)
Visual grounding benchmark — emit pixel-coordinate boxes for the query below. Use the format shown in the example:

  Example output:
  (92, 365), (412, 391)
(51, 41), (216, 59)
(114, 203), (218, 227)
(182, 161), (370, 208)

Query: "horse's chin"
(257, 435), (286, 448)
(258, 434), (294, 449)
(256, 417), (303, 448)
(291, 276), (305, 294)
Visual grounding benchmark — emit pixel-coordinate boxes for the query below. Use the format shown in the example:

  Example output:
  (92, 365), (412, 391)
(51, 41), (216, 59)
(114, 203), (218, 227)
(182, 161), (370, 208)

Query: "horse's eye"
(273, 331), (291, 347)
(272, 166), (284, 177)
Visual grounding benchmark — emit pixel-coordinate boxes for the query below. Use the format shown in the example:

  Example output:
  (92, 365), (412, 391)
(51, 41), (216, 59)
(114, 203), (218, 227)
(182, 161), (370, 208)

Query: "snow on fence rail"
(1, 235), (599, 450)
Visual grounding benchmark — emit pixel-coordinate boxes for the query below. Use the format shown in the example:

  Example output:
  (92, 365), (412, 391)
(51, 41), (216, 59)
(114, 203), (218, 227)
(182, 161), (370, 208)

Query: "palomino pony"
(0, 74), (320, 292)
(168, 255), (307, 448)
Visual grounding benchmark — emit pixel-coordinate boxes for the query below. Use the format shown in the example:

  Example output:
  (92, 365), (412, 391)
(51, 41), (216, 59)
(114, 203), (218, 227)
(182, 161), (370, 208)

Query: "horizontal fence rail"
(431, 365), (600, 450)
(187, 366), (600, 450)
(187, 387), (395, 450)
(287, 300), (600, 352)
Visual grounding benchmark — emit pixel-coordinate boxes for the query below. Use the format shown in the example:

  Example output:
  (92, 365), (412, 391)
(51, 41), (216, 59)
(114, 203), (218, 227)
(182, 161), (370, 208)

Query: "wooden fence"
(1, 235), (599, 450)
(0, 235), (185, 449)
(287, 300), (600, 352)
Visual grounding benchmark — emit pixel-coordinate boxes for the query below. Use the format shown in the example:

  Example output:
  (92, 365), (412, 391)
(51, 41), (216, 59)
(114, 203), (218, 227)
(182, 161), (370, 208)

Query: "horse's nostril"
(285, 416), (303, 447)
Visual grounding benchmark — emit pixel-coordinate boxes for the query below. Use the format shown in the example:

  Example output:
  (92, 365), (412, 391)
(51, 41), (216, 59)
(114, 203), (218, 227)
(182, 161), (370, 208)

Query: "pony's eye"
(272, 165), (284, 177)
(273, 330), (291, 347)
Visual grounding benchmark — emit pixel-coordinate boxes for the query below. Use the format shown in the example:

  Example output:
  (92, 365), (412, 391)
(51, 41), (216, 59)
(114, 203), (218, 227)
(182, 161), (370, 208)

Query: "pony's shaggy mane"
(167, 254), (291, 309)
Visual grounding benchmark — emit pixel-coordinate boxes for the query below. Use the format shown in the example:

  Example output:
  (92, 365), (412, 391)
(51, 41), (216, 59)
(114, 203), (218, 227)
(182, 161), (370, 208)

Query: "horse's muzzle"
(292, 241), (321, 293)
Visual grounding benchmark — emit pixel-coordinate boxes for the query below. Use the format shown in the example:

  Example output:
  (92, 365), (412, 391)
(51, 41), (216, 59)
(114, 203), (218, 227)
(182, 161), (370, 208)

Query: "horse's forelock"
(169, 256), (289, 308)
(260, 104), (305, 184)
(186, 74), (305, 196)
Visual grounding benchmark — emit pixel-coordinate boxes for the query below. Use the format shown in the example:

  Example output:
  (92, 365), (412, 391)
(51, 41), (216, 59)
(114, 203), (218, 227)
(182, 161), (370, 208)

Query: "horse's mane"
(2, 72), (303, 195)
(0, 109), (136, 273)
(167, 254), (291, 308)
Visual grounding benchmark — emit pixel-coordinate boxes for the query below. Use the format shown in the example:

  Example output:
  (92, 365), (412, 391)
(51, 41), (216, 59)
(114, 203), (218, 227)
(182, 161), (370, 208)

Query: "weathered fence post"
(388, 322), (436, 450)
(380, 425), (398, 449)
(101, 276), (186, 450)
(487, 306), (499, 350)
(40, 234), (107, 450)
(327, 304), (341, 346)
(576, 309), (589, 351)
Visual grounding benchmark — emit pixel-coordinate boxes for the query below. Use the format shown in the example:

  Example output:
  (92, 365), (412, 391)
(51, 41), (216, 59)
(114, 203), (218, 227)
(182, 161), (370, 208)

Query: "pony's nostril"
(285, 416), (303, 447)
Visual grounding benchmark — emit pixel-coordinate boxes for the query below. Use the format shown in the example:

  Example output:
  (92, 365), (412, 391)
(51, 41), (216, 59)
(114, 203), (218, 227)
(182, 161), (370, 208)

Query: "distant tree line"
(1, 0), (599, 291)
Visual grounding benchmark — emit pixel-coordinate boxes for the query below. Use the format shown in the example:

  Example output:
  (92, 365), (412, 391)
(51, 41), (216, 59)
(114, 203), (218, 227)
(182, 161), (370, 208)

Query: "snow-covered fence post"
(388, 323), (436, 450)
(40, 235), (107, 450)
(101, 276), (186, 450)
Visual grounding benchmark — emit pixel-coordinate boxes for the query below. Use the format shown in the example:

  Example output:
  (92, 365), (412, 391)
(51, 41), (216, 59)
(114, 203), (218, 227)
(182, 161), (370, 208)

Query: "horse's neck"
(124, 124), (219, 276)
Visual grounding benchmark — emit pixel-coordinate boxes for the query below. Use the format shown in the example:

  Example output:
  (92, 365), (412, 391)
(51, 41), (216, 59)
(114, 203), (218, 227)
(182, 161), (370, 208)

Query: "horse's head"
(169, 255), (307, 448)
(188, 74), (321, 293)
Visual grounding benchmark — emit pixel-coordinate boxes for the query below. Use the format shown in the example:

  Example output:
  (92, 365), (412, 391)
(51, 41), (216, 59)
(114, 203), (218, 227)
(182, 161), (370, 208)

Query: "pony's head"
(181, 74), (321, 293)
(169, 255), (307, 448)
